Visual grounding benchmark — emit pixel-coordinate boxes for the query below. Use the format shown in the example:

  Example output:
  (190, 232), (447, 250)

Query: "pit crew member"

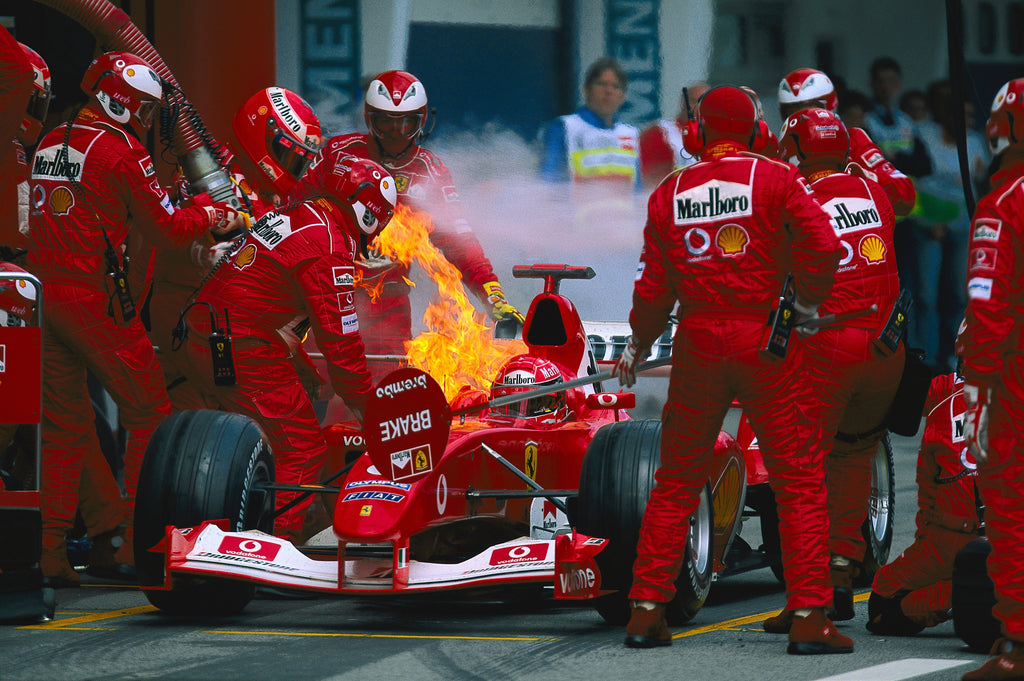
(149, 87), (322, 409)
(867, 361), (981, 636)
(180, 151), (396, 542)
(27, 51), (244, 585)
(763, 108), (904, 631)
(0, 27), (34, 260)
(778, 68), (916, 216)
(956, 77), (1024, 681)
(326, 70), (522, 371)
(612, 85), (847, 654)
(637, 81), (709, 187)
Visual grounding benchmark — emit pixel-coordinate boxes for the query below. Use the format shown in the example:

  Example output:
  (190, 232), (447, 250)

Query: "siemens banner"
(300, 0), (361, 134)
(605, 0), (661, 127)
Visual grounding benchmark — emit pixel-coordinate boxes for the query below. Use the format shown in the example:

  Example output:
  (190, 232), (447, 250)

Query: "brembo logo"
(675, 181), (752, 225)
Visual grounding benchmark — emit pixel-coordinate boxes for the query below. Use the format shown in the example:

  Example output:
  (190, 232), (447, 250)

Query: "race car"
(133, 264), (663, 615)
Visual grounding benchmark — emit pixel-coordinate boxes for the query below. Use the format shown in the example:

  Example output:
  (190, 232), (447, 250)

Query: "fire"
(370, 204), (525, 399)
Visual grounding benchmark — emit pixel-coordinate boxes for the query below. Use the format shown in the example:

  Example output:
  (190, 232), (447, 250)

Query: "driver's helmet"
(986, 78), (1024, 158)
(489, 355), (569, 423)
(0, 262), (38, 327)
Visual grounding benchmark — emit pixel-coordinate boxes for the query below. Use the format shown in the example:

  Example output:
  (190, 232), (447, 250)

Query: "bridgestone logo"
(675, 181), (752, 225)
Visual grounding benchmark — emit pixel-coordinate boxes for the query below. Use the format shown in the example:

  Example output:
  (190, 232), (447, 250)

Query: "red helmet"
(18, 42), (50, 146)
(696, 86), (759, 150)
(230, 87), (322, 198)
(986, 78), (1024, 157)
(779, 108), (850, 171)
(289, 141), (397, 239)
(80, 51), (163, 137)
(778, 68), (838, 116)
(364, 70), (428, 158)
(490, 355), (569, 423)
(0, 263), (38, 327)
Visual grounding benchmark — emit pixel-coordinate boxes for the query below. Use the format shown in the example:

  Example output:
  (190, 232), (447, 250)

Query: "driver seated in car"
(488, 355), (575, 424)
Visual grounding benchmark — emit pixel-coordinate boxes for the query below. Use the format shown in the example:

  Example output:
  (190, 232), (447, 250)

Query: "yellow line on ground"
(673, 590), (871, 639)
(206, 630), (557, 642)
(19, 605), (157, 629)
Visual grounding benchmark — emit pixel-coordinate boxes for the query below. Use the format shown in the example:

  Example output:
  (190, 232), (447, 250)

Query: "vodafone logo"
(218, 536), (282, 562)
(489, 543), (548, 566)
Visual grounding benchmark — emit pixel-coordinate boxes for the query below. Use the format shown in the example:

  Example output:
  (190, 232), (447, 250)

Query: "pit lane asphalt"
(1, 430), (984, 681)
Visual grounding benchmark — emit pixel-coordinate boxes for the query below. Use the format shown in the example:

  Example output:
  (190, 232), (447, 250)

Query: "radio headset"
(60, 111), (136, 325)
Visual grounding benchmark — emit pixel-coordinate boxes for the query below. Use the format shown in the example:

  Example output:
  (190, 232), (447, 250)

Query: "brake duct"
(34, 0), (237, 205)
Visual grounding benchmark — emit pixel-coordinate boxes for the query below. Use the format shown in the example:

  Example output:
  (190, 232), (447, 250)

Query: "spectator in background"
(863, 57), (933, 365)
(638, 80), (709, 187)
(912, 79), (989, 373)
(837, 89), (872, 130)
(900, 89), (930, 124)
(538, 57), (640, 189)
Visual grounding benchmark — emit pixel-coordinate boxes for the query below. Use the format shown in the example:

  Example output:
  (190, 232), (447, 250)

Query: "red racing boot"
(787, 607), (854, 655)
(963, 638), (1024, 680)
(763, 608), (795, 634)
(624, 601), (671, 648)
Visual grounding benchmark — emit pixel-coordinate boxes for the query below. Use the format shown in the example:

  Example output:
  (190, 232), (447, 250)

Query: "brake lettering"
(379, 409), (432, 442)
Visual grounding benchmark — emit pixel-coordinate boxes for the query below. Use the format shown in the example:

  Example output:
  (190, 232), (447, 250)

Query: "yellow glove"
(482, 280), (525, 324)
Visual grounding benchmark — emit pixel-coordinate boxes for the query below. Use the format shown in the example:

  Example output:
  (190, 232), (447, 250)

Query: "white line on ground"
(813, 658), (974, 681)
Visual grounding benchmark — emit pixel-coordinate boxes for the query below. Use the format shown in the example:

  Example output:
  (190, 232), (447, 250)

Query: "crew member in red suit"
(326, 70), (522, 372)
(762, 108), (904, 631)
(180, 151), (396, 542)
(149, 87), (322, 410)
(778, 68), (916, 217)
(612, 85), (847, 654)
(27, 51), (243, 586)
(0, 27), (35, 260)
(638, 81), (709, 187)
(867, 361), (981, 635)
(956, 77), (1024, 681)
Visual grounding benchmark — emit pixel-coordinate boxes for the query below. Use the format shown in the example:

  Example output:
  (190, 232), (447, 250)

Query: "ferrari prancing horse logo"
(525, 441), (538, 482)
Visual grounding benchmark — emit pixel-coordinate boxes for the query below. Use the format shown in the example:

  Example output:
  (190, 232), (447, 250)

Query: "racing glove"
(964, 383), (991, 463)
(793, 297), (820, 338)
(611, 335), (644, 388)
(482, 280), (525, 324)
(193, 193), (250, 239)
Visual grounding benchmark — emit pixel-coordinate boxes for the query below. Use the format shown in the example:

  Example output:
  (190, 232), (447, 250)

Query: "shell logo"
(233, 243), (258, 270)
(717, 224), (749, 256)
(50, 186), (75, 215)
(859, 235), (886, 263)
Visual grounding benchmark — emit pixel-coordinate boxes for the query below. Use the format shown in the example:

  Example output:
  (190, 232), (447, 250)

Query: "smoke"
(426, 122), (648, 325)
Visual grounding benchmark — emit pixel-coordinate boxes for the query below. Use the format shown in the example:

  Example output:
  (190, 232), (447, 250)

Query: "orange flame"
(373, 204), (525, 399)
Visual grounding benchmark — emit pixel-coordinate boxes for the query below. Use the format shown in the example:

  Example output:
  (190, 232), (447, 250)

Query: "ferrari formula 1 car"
(133, 263), (894, 622)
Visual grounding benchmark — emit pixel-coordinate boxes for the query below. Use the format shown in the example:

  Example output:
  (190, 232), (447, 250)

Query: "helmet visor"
(499, 392), (565, 419)
(269, 129), (318, 180)
(25, 90), (51, 125)
(367, 111), (424, 140)
(135, 100), (160, 132)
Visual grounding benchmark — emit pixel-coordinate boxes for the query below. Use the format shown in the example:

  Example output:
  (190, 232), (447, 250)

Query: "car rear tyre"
(134, 410), (275, 615)
(857, 434), (896, 585)
(576, 419), (713, 625)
